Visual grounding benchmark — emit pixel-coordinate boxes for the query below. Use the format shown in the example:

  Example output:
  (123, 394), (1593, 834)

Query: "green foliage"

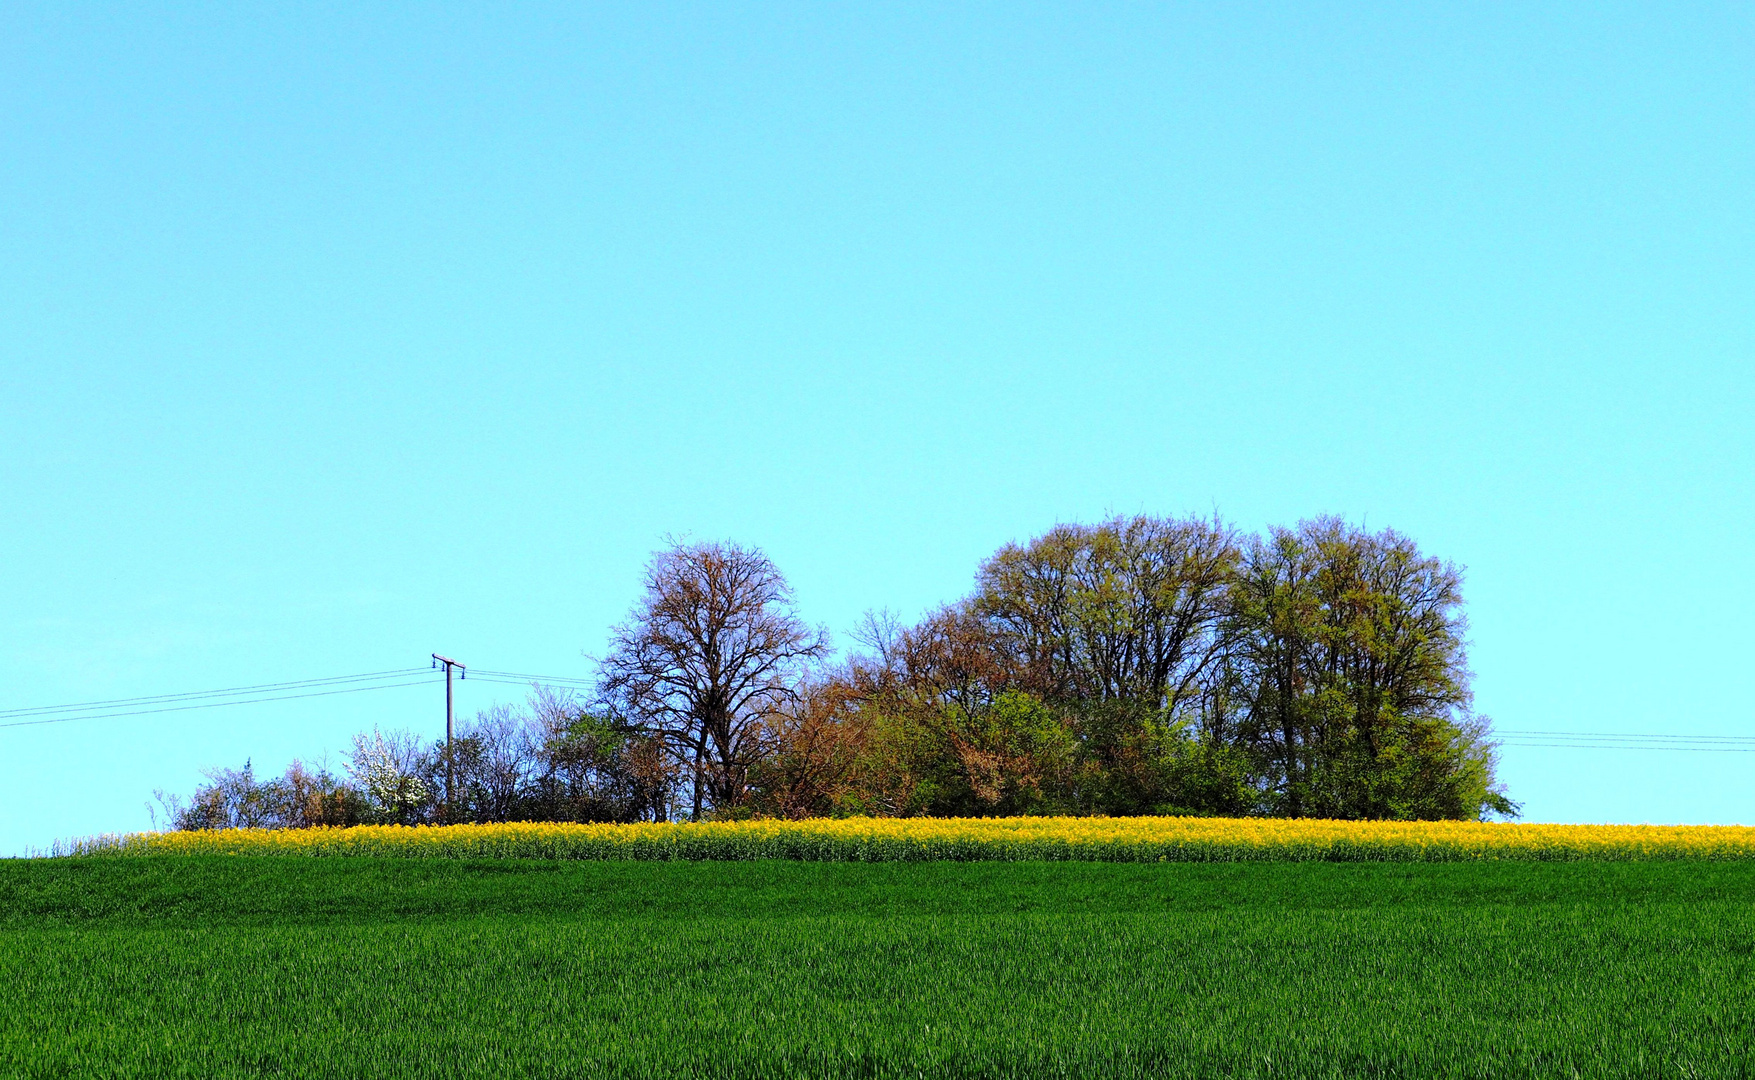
(841, 691), (1079, 817)
(513, 712), (673, 824)
(4, 858), (1753, 1078)
(1223, 518), (1511, 820)
(1053, 701), (1249, 816)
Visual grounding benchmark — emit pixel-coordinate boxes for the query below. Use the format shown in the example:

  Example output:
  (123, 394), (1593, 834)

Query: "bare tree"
(160, 758), (360, 830)
(597, 540), (830, 818)
(457, 704), (535, 822)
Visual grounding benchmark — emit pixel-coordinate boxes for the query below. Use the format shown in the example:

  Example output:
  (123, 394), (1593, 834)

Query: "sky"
(2, 2), (1750, 854)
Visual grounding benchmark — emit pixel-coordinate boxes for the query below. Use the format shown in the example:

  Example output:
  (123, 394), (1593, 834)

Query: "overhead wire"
(0, 667), (593, 733)
(1495, 728), (1755, 751)
(0, 676), (439, 729)
(1497, 729), (1755, 743)
(468, 668), (595, 687)
(0, 668), (432, 720)
(1495, 744), (1755, 751)
(465, 677), (593, 691)
(1499, 743), (1755, 753)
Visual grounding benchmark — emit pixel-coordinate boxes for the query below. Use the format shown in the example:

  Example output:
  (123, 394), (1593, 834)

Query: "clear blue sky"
(3, 3), (1750, 853)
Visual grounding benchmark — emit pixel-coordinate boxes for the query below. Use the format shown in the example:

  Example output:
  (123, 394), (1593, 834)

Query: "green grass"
(4, 858), (1753, 1078)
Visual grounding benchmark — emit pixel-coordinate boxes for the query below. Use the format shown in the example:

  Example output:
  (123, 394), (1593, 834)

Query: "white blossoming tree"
(347, 728), (432, 824)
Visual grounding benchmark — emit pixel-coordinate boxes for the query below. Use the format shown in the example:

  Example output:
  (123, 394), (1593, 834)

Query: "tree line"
(158, 514), (1517, 830)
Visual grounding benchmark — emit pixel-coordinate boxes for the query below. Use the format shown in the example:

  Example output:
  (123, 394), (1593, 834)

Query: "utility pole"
(431, 654), (465, 821)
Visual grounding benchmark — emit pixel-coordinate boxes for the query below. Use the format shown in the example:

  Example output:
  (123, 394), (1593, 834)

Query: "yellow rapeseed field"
(63, 816), (1755, 861)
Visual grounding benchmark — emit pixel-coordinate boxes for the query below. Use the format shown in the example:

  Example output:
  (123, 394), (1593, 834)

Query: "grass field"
(4, 855), (1754, 1078)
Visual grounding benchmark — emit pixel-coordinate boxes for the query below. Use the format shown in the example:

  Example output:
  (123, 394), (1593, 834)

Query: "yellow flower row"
(61, 816), (1755, 861)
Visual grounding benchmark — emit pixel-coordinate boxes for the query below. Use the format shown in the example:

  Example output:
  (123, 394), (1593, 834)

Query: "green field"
(4, 857), (1753, 1078)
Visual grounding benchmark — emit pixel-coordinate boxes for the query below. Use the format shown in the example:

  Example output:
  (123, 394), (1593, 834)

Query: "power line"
(469, 668), (594, 687)
(1, 670), (436, 728)
(0, 676), (438, 730)
(1497, 729), (1755, 744)
(1500, 742), (1755, 752)
(1495, 728), (1755, 752)
(1509, 746), (1755, 751)
(0, 666), (594, 733)
(464, 676), (593, 691)
(0, 668), (431, 720)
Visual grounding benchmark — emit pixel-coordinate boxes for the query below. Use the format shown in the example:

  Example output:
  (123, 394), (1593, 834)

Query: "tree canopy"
(161, 516), (1515, 830)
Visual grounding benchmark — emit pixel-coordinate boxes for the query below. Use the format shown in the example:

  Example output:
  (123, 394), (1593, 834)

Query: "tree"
(155, 687), (674, 831)
(969, 515), (1243, 814)
(745, 674), (871, 819)
(440, 686), (677, 823)
(1222, 517), (1514, 820)
(441, 704), (534, 824)
(597, 540), (831, 818)
(837, 606), (1084, 816)
(974, 514), (1239, 711)
(149, 517), (1515, 828)
(158, 758), (362, 830)
(347, 728), (433, 824)
(524, 685), (677, 823)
